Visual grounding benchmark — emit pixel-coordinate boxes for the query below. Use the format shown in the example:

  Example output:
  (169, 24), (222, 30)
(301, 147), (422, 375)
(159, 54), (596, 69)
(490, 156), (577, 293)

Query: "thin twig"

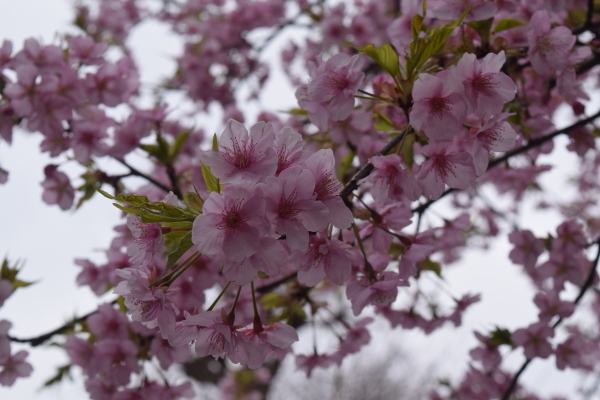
(412, 109), (600, 216)
(339, 128), (408, 200)
(500, 239), (600, 400)
(116, 158), (173, 194)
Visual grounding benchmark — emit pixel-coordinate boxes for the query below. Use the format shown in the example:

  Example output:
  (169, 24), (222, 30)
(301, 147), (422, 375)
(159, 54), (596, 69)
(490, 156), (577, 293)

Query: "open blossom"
(468, 113), (517, 175)
(430, 0), (497, 22)
(416, 144), (476, 200)
(263, 165), (328, 251)
(200, 119), (277, 184)
(508, 230), (545, 270)
(305, 53), (365, 124)
(273, 127), (309, 175)
(242, 323), (299, 368)
(127, 215), (165, 267)
(302, 149), (353, 229)
(528, 10), (576, 77)
(512, 322), (554, 359)
(41, 164), (74, 210)
(185, 309), (258, 366)
(409, 71), (467, 142)
(114, 267), (178, 339)
(295, 233), (359, 286)
(222, 237), (288, 285)
(454, 52), (516, 119)
(368, 154), (421, 205)
(192, 185), (269, 262)
(0, 350), (33, 387)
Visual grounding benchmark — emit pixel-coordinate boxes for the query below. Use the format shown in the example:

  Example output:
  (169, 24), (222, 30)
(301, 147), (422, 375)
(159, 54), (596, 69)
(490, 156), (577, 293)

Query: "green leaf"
(13, 279), (35, 288)
(140, 143), (167, 161)
(94, 186), (117, 200)
(416, 257), (442, 278)
(260, 293), (284, 310)
(408, 8), (469, 75)
(493, 18), (527, 33)
(567, 9), (587, 27)
(212, 133), (219, 151)
(202, 164), (221, 193)
(412, 14), (424, 40)
(280, 108), (309, 116)
(488, 327), (512, 346)
(113, 201), (195, 223)
(166, 231), (194, 271)
(399, 132), (415, 168)
(42, 365), (71, 388)
(183, 190), (204, 214)
(75, 181), (97, 210)
(336, 150), (356, 181)
(168, 130), (191, 164)
(257, 271), (269, 279)
(345, 42), (400, 79)
(373, 113), (396, 131)
(466, 18), (493, 44)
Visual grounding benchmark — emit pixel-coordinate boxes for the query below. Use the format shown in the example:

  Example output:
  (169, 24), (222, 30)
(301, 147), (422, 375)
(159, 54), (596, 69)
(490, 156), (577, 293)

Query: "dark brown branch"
(339, 128), (408, 200)
(9, 306), (103, 347)
(116, 158), (172, 194)
(500, 238), (600, 400)
(412, 109), (600, 215)
(572, 0), (597, 35)
(256, 272), (298, 294)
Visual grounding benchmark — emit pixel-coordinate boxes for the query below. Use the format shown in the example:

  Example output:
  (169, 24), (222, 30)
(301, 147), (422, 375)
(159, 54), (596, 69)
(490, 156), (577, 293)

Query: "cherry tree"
(2, 0), (600, 399)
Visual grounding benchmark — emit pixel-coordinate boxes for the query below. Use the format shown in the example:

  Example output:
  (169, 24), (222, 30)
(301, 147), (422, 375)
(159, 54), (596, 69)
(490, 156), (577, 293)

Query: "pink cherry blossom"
(192, 185), (269, 262)
(306, 53), (365, 123)
(242, 323), (299, 369)
(368, 154), (421, 205)
(263, 165), (328, 251)
(508, 230), (545, 270)
(0, 350), (33, 387)
(295, 233), (359, 286)
(302, 149), (353, 229)
(431, 0), (497, 22)
(222, 237), (287, 285)
(41, 164), (74, 210)
(454, 51), (516, 119)
(416, 144), (476, 200)
(409, 71), (467, 142)
(528, 10), (576, 77)
(533, 290), (575, 323)
(512, 322), (554, 359)
(200, 119), (277, 184)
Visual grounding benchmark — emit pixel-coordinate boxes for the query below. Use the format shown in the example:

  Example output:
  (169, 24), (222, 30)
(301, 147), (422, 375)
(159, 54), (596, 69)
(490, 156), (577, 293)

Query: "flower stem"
(207, 281), (231, 311)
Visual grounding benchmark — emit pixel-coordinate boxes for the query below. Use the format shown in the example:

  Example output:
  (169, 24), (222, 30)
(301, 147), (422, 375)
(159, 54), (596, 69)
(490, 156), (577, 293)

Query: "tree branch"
(500, 238), (600, 400)
(116, 158), (173, 194)
(412, 109), (600, 215)
(339, 128), (408, 200)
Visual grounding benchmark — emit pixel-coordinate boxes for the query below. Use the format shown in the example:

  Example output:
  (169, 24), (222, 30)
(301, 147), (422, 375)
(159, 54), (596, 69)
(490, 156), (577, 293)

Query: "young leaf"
(493, 18), (527, 33)
(166, 231), (194, 271)
(202, 164), (221, 193)
(412, 14), (424, 40)
(373, 113), (396, 131)
(345, 42), (400, 79)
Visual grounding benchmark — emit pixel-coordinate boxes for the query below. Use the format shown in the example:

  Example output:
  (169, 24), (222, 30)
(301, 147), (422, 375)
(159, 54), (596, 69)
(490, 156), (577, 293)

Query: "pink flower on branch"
(416, 144), (476, 200)
(409, 71), (467, 143)
(454, 51), (516, 119)
(528, 10), (576, 77)
(200, 119), (277, 185)
(192, 185), (269, 262)
(263, 165), (328, 251)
